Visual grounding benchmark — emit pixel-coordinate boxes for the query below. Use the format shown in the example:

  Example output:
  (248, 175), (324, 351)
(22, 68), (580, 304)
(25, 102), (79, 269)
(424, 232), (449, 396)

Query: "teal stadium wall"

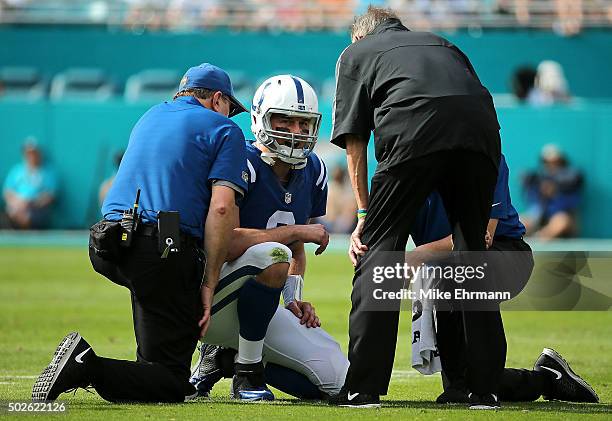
(0, 28), (611, 236)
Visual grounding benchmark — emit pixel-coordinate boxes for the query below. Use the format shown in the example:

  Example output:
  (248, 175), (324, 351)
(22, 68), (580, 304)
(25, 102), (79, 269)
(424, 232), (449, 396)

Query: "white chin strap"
(260, 151), (307, 169)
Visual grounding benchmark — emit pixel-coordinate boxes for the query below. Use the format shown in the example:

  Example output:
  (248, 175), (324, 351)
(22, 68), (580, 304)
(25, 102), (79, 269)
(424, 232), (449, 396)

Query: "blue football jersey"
(410, 153), (525, 245)
(240, 143), (328, 229)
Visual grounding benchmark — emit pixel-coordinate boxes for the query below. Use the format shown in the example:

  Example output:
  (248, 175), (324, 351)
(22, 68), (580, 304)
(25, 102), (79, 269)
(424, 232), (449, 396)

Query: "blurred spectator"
(124, 0), (167, 31)
(2, 0), (607, 31)
(0, 0), (29, 17)
(250, 0), (275, 29)
(521, 144), (583, 240)
(317, 0), (355, 29)
(510, 65), (537, 102)
(412, 0), (473, 29)
(554, 0), (583, 36)
(514, 0), (530, 25)
(98, 151), (123, 205)
(275, 0), (308, 31)
(509, 0), (583, 35)
(528, 60), (570, 106)
(320, 165), (357, 234)
(1, 0), (610, 31)
(2, 139), (57, 229)
(164, 0), (224, 30)
(225, 0), (257, 30)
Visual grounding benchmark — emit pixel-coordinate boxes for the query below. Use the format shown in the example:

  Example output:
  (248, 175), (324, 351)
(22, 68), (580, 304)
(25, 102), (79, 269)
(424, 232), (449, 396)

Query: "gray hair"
(173, 87), (216, 101)
(350, 6), (399, 41)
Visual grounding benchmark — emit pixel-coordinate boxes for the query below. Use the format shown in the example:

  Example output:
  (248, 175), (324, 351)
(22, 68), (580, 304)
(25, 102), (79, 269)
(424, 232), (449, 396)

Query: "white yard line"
(391, 370), (440, 379)
(391, 370), (420, 378)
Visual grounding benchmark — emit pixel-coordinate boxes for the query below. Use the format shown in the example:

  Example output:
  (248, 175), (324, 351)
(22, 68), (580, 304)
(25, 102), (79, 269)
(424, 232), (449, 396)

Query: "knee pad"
(243, 242), (292, 270)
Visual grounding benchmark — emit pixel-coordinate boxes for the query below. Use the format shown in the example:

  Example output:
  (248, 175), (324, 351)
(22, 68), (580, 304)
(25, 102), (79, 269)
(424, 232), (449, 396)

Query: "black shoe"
(32, 332), (95, 401)
(189, 344), (235, 397)
(469, 392), (501, 410)
(230, 362), (274, 402)
(436, 388), (470, 404)
(534, 348), (599, 403)
(328, 388), (381, 408)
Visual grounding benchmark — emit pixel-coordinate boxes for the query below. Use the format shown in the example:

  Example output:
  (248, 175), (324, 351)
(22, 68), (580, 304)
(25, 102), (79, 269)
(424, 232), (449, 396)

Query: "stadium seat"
(124, 69), (180, 103)
(0, 66), (46, 100)
(50, 68), (114, 101)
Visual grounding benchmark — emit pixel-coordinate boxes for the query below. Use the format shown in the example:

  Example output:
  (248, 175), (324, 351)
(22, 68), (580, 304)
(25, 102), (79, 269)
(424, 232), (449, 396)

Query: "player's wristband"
(357, 209), (367, 219)
(283, 275), (304, 306)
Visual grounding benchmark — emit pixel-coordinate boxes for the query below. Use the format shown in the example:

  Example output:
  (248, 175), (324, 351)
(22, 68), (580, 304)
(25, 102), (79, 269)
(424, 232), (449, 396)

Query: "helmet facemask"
(256, 108), (321, 169)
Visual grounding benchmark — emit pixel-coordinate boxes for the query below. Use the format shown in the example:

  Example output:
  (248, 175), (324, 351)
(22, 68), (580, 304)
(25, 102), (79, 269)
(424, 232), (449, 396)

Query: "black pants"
(88, 233), (204, 402)
(437, 237), (536, 398)
(344, 150), (499, 396)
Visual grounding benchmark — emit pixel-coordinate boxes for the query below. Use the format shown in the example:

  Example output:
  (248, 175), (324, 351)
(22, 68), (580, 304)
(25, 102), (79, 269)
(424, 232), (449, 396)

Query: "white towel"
(411, 270), (442, 375)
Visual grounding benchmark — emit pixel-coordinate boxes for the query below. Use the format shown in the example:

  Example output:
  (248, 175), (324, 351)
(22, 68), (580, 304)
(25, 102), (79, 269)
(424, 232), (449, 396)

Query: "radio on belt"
(120, 189), (141, 248)
(157, 211), (181, 258)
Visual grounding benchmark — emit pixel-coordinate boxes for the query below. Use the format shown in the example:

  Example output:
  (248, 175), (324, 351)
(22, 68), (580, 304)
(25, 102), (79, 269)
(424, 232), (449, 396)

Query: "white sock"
(236, 335), (264, 364)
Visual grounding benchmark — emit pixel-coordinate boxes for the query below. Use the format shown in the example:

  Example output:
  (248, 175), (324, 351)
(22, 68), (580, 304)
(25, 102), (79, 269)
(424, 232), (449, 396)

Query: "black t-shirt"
(331, 19), (501, 171)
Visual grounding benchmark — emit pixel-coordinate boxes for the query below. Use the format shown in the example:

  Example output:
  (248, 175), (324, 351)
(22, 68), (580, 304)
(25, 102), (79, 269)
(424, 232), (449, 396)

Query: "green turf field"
(1, 246), (611, 420)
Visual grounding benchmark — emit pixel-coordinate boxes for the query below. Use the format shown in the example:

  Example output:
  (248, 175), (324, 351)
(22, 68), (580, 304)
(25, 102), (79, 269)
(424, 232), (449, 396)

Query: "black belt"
(137, 224), (200, 246)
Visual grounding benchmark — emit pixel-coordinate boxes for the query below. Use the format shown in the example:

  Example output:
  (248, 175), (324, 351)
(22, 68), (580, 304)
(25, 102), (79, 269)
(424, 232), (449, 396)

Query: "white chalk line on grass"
(0, 375), (37, 379)
(391, 370), (440, 379)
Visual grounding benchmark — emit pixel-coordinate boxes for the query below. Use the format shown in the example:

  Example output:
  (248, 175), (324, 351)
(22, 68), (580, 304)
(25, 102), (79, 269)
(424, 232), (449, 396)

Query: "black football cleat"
(534, 348), (599, 403)
(469, 392), (501, 410)
(230, 362), (274, 402)
(32, 332), (95, 401)
(436, 388), (470, 404)
(328, 388), (381, 408)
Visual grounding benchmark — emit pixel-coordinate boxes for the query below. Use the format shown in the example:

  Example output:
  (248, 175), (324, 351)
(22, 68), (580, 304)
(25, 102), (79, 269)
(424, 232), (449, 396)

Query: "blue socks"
(236, 278), (282, 364)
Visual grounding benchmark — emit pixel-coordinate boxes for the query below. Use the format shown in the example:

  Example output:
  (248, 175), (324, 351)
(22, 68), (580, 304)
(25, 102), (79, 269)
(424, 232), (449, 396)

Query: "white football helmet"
(251, 75), (321, 169)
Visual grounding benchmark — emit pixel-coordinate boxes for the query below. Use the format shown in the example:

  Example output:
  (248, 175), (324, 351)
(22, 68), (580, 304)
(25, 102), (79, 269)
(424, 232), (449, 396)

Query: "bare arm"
(285, 234), (319, 328)
(34, 192), (54, 208)
(204, 185), (239, 288)
(288, 218), (316, 277)
(199, 185), (239, 336)
(409, 216), (498, 263)
(226, 224), (329, 262)
(3, 190), (27, 212)
(485, 218), (499, 249)
(409, 235), (453, 263)
(4, 190), (23, 204)
(288, 241), (306, 277)
(345, 134), (369, 210)
(344, 134), (369, 266)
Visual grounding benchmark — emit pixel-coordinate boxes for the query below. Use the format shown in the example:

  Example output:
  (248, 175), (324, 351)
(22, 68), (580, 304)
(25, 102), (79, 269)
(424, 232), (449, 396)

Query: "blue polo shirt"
(410, 192), (452, 247)
(411, 154), (525, 246)
(102, 96), (248, 239)
(489, 154), (525, 239)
